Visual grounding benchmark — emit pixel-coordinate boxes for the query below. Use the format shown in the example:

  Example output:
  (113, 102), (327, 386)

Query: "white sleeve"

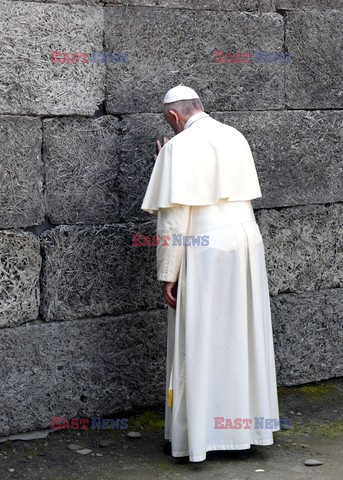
(156, 205), (191, 282)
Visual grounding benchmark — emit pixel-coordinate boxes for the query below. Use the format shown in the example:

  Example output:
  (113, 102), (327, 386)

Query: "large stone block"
(0, 310), (167, 435)
(271, 288), (343, 386)
(43, 117), (120, 225)
(285, 10), (343, 109)
(105, 8), (285, 113)
(0, 231), (41, 328)
(211, 110), (343, 209)
(121, 111), (343, 218)
(105, 0), (275, 11)
(256, 203), (342, 296)
(41, 222), (164, 321)
(1, 289), (341, 435)
(276, 0), (343, 10)
(0, 0), (104, 115)
(8, 0), (100, 4)
(0, 116), (44, 228)
(119, 114), (174, 222)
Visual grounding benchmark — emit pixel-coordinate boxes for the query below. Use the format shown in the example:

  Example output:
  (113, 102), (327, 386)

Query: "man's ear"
(168, 109), (179, 124)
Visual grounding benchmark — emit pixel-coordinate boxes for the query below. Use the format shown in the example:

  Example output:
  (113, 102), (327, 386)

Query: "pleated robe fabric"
(140, 111), (280, 462)
(162, 199), (280, 462)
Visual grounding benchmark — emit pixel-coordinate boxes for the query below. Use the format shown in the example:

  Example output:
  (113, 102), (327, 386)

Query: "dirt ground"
(0, 377), (342, 480)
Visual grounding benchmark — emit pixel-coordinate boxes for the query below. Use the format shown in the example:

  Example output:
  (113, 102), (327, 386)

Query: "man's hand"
(153, 136), (169, 162)
(163, 281), (178, 310)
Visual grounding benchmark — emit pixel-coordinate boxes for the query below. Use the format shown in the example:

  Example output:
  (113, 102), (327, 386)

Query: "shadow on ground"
(0, 378), (342, 480)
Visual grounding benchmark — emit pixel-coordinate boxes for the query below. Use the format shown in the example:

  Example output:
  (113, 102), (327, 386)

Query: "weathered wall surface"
(0, 0), (342, 435)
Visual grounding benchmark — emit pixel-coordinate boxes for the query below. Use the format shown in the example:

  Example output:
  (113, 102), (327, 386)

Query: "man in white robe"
(141, 85), (280, 462)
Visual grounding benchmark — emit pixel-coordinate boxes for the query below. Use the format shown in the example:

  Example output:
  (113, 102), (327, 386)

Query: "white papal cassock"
(141, 111), (280, 462)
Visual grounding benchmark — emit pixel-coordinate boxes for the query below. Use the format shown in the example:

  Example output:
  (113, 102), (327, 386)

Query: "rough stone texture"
(39, 202), (342, 323)
(0, 116), (44, 228)
(10, 0), (100, 3)
(43, 117), (120, 225)
(285, 10), (343, 109)
(0, 310), (168, 435)
(276, 0), (343, 10)
(105, 8), (284, 113)
(0, 231), (41, 329)
(0, 0), (104, 115)
(271, 288), (343, 386)
(10, 0), (343, 10)
(256, 203), (342, 296)
(119, 114), (174, 222)
(0, 288), (341, 434)
(211, 110), (343, 209)
(1, 0), (342, 439)
(40, 222), (164, 322)
(121, 111), (343, 218)
(105, 0), (275, 11)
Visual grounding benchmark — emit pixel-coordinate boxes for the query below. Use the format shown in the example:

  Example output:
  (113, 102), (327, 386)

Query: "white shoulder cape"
(141, 115), (262, 215)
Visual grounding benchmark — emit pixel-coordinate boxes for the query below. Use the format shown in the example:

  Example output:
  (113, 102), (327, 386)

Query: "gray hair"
(163, 98), (204, 117)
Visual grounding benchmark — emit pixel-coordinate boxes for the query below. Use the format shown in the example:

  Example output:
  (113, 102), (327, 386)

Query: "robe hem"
(141, 195), (262, 215)
(164, 431), (280, 462)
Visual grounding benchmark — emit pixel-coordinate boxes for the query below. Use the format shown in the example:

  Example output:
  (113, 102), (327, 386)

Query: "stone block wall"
(0, 0), (342, 435)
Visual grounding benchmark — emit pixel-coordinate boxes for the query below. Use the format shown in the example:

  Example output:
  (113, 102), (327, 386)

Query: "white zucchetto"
(163, 85), (200, 104)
